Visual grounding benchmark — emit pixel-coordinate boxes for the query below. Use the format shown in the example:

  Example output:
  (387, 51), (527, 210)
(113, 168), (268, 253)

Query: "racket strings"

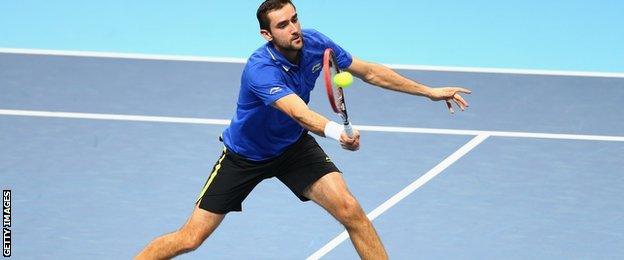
(328, 60), (344, 111)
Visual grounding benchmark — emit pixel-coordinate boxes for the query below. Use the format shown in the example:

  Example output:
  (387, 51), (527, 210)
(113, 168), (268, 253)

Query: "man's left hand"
(428, 87), (472, 114)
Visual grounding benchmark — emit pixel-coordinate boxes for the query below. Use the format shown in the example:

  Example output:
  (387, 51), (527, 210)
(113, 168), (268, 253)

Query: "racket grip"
(344, 122), (354, 137)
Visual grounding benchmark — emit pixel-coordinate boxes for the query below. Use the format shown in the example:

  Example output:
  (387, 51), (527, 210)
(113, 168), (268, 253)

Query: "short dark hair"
(256, 0), (296, 31)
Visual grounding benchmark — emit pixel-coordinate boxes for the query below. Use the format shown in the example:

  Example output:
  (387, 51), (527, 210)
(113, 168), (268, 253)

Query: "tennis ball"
(333, 72), (353, 88)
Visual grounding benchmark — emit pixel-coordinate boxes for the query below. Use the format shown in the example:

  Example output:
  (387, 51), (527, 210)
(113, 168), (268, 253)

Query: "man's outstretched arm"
(346, 57), (471, 113)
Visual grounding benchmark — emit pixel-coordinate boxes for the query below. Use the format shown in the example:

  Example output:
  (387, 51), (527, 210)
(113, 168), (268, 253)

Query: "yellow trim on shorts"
(196, 147), (227, 204)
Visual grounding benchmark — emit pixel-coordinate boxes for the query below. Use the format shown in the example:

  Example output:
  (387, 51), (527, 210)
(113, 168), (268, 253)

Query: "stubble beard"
(274, 35), (303, 53)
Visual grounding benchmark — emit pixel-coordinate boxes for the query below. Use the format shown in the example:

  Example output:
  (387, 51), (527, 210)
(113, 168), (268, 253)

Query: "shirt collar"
(266, 43), (300, 72)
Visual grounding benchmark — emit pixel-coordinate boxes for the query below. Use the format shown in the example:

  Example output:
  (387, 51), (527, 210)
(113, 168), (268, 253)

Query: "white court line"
(1, 47), (623, 78)
(356, 125), (624, 142)
(306, 134), (490, 260)
(0, 109), (230, 125)
(1, 109), (623, 142)
(0, 48), (247, 64)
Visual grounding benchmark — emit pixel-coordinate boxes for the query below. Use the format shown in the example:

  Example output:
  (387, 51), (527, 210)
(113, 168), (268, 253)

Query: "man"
(136, 0), (470, 259)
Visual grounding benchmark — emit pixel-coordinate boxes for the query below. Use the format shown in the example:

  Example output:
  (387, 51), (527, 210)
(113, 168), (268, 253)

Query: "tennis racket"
(323, 48), (354, 137)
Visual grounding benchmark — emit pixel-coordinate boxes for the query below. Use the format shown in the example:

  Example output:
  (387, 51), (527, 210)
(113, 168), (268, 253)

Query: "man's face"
(262, 4), (302, 51)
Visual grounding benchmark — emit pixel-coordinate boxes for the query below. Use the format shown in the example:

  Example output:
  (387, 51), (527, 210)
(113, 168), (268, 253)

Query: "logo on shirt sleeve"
(269, 87), (283, 95)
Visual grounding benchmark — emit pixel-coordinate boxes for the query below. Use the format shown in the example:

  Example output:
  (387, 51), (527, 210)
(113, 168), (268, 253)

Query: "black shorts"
(196, 133), (340, 214)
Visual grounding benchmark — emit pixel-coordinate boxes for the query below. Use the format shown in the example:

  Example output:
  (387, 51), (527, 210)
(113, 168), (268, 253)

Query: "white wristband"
(324, 121), (343, 141)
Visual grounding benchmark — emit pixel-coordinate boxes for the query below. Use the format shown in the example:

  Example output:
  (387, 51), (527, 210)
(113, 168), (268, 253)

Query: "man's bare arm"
(346, 57), (471, 112)
(272, 94), (360, 150)
(272, 93), (329, 137)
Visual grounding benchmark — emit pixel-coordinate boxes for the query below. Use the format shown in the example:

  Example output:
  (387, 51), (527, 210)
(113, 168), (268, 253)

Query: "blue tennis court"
(1, 52), (622, 259)
(1, 1), (624, 259)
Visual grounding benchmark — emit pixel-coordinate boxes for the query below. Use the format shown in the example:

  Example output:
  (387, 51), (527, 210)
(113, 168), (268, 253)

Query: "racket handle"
(344, 121), (354, 137)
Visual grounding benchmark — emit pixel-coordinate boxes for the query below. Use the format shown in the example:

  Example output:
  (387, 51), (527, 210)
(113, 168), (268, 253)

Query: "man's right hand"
(340, 129), (360, 151)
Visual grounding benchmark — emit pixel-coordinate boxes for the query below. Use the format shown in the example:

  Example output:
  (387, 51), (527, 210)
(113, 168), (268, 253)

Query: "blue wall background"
(1, 0), (622, 72)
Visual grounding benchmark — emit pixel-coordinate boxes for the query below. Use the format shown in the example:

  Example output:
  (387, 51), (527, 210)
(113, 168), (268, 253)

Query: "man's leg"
(135, 205), (225, 259)
(304, 172), (388, 260)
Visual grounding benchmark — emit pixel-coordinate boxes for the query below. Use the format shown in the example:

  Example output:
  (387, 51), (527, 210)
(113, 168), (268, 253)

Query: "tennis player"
(136, 0), (470, 259)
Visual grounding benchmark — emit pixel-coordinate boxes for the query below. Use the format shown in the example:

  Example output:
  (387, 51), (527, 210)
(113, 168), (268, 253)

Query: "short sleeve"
(245, 64), (294, 105)
(309, 29), (353, 69)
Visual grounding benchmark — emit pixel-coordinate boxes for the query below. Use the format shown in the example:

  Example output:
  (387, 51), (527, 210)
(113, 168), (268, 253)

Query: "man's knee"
(177, 206), (225, 252)
(178, 226), (209, 252)
(334, 196), (368, 227)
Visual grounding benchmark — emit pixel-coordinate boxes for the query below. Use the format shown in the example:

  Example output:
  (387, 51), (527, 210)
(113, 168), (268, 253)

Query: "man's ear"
(260, 29), (273, 42)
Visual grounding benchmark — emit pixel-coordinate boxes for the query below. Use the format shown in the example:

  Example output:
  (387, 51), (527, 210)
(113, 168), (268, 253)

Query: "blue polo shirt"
(222, 29), (353, 161)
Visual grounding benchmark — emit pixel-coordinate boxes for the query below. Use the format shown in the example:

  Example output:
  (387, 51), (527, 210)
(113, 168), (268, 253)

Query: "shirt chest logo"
(311, 63), (322, 73)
